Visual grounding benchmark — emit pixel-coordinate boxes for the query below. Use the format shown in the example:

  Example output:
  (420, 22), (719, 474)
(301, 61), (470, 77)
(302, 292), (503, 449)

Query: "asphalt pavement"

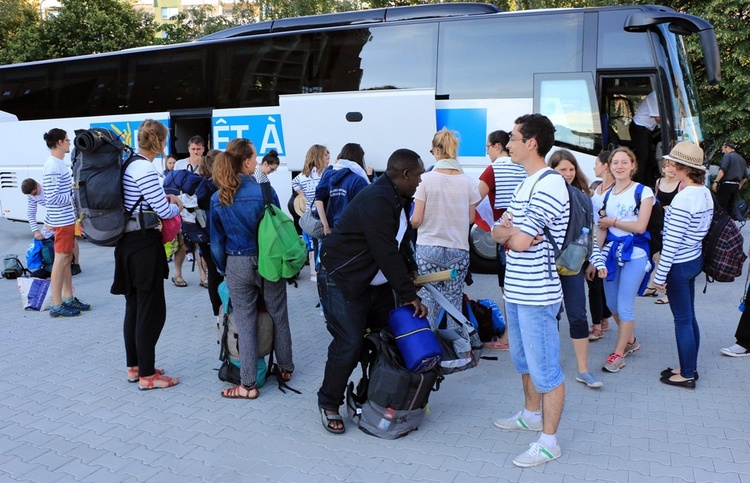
(0, 217), (749, 482)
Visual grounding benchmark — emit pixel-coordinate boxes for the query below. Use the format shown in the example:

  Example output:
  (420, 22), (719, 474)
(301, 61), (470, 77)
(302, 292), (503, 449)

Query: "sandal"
(655, 296), (669, 305)
(199, 280), (209, 289)
(642, 287), (658, 297)
(319, 407), (345, 434)
(172, 276), (187, 287)
(483, 339), (509, 351)
(138, 373), (179, 391)
(127, 367), (164, 383)
(221, 384), (259, 399)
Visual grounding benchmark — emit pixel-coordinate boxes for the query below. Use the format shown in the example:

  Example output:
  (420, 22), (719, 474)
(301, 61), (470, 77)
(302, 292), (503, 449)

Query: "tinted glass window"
(0, 65), (51, 120)
(597, 10), (654, 68)
(438, 14), (583, 99)
(54, 57), (121, 118)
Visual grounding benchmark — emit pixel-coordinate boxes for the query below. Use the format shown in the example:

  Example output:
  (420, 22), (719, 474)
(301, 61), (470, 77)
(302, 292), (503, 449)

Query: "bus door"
(534, 73), (602, 180)
(170, 110), (213, 160)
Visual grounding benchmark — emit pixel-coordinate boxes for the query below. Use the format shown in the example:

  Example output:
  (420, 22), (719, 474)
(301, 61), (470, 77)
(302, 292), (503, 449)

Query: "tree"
(0, 0), (42, 64)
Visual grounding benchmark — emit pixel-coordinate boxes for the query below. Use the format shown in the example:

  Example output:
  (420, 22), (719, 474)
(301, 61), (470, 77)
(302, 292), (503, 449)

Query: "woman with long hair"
(315, 143), (370, 235)
(210, 139), (294, 399)
(292, 144), (330, 280)
(111, 119), (183, 390)
(548, 149), (606, 388)
(597, 147), (653, 373)
(652, 142), (712, 389)
(411, 128), (480, 324)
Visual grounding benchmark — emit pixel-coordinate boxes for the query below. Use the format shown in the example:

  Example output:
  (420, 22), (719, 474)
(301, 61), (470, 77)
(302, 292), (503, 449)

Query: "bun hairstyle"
(262, 149), (280, 167)
(214, 138), (255, 206)
(137, 119), (168, 154)
(43, 128), (67, 149)
(432, 127), (459, 160)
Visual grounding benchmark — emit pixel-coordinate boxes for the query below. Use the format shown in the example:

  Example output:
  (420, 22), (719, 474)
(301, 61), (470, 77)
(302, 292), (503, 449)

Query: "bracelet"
(613, 218), (617, 228)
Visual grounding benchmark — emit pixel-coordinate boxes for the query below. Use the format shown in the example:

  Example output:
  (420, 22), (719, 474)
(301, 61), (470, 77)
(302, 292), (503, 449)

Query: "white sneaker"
(493, 411), (542, 431)
(512, 441), (561, 467)
(720, 343), (750, 357)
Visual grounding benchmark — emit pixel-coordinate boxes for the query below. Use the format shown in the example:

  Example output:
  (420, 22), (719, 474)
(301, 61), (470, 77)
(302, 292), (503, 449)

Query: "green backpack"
(257, 182), (307, 282)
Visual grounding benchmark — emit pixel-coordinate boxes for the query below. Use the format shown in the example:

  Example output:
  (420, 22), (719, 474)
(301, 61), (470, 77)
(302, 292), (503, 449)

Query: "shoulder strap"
(634, 183), (644, 215)
(122, 154), (144, 217)
(424, 283), (477, 338)
(261, 182), (273, 206)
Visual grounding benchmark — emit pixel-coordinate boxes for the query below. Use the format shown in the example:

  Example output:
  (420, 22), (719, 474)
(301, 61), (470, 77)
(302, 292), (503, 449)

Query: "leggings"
(560, 270), (590, 339)
(603, 256), (649, 322)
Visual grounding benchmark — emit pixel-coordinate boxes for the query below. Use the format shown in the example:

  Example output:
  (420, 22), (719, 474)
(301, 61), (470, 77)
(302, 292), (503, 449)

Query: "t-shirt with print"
(601, 183), (654, 260)
(501, 167), (570, 306)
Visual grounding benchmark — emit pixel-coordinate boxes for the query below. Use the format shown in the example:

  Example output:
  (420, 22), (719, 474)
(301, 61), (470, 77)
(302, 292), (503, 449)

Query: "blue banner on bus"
(90, 119), (170, 150)
(213, 115), (285, 156)
(436, 108), (487, 157)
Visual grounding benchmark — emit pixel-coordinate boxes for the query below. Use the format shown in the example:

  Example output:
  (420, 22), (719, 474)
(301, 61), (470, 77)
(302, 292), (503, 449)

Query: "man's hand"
(405, 299), (428, 318)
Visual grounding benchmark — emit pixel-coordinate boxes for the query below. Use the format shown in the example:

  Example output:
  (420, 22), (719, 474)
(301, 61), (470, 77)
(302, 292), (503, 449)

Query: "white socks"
(522, 408), (542, 423)
(539, 432), (558, 448)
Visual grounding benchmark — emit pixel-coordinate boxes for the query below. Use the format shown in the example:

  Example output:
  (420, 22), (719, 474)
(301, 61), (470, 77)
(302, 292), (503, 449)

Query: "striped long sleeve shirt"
(653, 185), (713, 286)
(42, 156), (76, 227)
(123, 156), (179, 220)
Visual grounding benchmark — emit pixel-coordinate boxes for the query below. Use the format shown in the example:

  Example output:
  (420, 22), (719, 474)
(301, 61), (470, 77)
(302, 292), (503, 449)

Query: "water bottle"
(555, 227), (589, 276)
(377, 407), (396, 431)
(576, 227), (590, 246)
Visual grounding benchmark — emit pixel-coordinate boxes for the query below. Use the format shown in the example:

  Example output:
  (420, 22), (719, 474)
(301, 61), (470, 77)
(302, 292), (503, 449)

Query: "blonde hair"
(213, 139), (255, 207)
(137, 119), (168, 154)
(432, 128), (459, 160)
(303, 144), (327, 177)
(608, 146), (638, 177)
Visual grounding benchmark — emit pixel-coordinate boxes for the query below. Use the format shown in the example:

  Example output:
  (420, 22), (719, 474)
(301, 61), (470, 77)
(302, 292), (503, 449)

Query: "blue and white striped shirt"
(42, 156), (76, 227)
(123, 156), (179, 220)
(653, 185), (713, 285)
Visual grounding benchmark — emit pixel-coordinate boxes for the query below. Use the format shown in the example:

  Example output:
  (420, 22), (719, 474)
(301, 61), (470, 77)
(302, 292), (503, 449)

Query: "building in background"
(36, 0), (244, 23)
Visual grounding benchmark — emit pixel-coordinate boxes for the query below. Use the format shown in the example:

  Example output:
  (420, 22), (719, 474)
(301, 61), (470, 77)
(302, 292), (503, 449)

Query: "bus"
(0, 3), (720, 271)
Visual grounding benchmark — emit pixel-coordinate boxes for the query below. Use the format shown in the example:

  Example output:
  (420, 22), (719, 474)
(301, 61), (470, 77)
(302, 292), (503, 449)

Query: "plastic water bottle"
(378, 407), (396, 430)
(576, 227), (590, 246)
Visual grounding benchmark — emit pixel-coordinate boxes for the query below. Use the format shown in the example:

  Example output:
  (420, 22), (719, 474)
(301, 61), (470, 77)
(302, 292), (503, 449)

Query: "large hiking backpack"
(346, 330), (441, 439)
(257, 182), (307, 282)
(73, 128), (141, 246)
(534, 170), (594, 276)
(703, 202), (747, 289)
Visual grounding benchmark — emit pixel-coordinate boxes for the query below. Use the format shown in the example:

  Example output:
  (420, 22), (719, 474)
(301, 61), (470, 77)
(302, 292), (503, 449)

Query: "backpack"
(257, 182), (307, 282)
(733, 198), (749, 225)
(471, 298), (506, 342)
(534, 171), (594, 276)
(702, 201), (747, 290)
(2, 254), (26, 279)
(25, 238), (54, 279)
(601, 183), (664, 256)
(346, 330), (441, 439)
(73, 128), (142, 247)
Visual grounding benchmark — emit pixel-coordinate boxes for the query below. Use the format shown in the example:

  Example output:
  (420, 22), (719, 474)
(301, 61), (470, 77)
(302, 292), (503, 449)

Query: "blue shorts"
(506, 301), (565, 393)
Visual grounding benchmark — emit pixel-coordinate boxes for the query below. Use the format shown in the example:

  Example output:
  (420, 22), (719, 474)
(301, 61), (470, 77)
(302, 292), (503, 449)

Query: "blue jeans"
(560, 271), (589, 339)
(665, 256), (703, 379)
(317, 267), (395, 410)
(603, 256), (649, 321)
(506, 301), (565, 393)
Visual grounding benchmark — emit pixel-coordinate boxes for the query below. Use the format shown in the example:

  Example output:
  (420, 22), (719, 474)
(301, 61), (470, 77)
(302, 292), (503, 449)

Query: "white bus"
(0, 3), (720, 271)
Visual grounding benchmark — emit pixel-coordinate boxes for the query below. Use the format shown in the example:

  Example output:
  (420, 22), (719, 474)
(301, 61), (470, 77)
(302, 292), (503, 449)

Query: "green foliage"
(255, 0), (359, 21)
(0, 0), (41, 64)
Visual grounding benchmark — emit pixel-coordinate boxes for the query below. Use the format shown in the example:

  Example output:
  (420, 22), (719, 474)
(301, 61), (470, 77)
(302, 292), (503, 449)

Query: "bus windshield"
(660, 27), (704, 144)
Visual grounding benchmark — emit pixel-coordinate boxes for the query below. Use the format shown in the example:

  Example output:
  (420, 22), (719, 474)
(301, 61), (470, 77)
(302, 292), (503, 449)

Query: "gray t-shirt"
(719, 151), (747, 182)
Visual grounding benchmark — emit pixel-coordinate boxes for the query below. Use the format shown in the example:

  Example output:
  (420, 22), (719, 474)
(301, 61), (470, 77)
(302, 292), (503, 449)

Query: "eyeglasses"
(64, 138), (71, 142)
(508, 136), (529, 143)
(429, 148), (435, 154)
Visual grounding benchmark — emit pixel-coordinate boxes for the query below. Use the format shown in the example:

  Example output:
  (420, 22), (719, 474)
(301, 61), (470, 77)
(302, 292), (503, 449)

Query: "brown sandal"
(138, 373), (179, 391)
(127, 367), (164, 383)
(221, 385), (259, 399)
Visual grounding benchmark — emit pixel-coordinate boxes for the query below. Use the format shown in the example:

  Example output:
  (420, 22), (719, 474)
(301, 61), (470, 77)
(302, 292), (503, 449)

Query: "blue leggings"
(603, 256), (649, 322)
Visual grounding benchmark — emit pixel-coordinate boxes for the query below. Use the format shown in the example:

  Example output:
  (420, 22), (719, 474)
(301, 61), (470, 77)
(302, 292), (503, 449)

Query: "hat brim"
(663, 154), (706, 171)
(293, 195), (307, 216)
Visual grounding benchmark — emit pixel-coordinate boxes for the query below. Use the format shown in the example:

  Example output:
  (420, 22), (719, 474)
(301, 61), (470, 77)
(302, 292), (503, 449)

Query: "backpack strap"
(122, 154), (145, 220)
(261, 181), (273, 207)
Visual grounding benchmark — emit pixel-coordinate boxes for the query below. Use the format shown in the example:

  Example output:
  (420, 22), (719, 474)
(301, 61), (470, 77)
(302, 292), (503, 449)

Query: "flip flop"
(172, 276), (187, 287)
(319, 407), (345, 434)
(199, 280), (209, 289)
(655, 297), (669, 305)
(221, 385), (259, 399)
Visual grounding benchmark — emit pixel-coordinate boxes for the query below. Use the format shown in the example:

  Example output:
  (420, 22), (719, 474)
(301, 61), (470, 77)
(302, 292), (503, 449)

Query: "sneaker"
(603, 353), (625, 372)
(71, 263), (81, 276)
(588, 327), (604, 341)
(720, 344), (750, 357)
(624, 338), (641, 356)
(310, 274), (317, 282)
(601, 319), (610, 331)
(63, 297), (91, 312)
(512, 441), (561, 467)
(493, 411), (542, 432)
(50, 304), (81, 318)
(576, 371), (604, 388)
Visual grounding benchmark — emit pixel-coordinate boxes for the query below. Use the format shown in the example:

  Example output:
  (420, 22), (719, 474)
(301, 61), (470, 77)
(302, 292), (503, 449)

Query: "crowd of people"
(25, 116), (748, 468)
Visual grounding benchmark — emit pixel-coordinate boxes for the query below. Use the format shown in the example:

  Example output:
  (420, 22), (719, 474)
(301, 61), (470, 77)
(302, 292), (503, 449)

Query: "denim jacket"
(210, 176), (280, 273)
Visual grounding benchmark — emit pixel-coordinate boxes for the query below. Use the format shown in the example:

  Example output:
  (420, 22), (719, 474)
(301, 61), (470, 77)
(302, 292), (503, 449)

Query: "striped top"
(42, 156), (76, 227)
(479, 157), (527, 212)
(291, 168), (321, 207)
(501, 168), (570, 306)
(253, 167), (270, 184)
(653, 185), (713, 285)
(26, 189), (44, 234)
(123, 155), (179, 220)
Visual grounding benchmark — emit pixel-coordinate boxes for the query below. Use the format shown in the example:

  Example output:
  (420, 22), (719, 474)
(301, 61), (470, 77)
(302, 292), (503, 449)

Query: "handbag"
(299, 207), (325, 239)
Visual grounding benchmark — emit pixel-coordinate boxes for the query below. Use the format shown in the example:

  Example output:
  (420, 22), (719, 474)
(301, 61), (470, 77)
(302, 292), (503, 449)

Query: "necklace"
(599, 182), (615, 195)
(613, 181), (633, 196)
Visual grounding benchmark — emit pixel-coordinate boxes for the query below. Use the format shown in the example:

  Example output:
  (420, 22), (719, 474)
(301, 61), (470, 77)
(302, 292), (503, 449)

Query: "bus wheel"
(469, 224), (497, 274)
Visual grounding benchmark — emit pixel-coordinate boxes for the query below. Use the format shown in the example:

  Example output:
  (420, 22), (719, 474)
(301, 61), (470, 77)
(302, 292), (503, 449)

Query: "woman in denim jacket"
(210, 138), (294, 399)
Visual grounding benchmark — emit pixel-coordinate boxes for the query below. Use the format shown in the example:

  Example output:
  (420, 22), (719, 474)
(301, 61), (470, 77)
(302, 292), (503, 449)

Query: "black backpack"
(2, 254), (26, 279)
(346, 330), (441, 439)
(73, 128), (142, 247)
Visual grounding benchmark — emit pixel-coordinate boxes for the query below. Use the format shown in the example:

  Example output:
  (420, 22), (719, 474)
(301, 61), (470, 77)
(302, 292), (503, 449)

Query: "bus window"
(0, 65), (51, 121)
(597, 10), (654, 69)
(438, 14), (583, 99)
(54, 58), (121, 118)
(534, 73), (601, 154)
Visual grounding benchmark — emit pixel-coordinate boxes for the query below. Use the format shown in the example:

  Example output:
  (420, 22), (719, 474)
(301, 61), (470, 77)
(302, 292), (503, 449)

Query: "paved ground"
(1, 217), (749, 482)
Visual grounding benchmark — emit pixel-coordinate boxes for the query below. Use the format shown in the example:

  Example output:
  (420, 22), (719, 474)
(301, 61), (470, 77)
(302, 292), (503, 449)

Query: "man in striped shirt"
(491, 114), (569, 468)
(41, 129), (90, 318)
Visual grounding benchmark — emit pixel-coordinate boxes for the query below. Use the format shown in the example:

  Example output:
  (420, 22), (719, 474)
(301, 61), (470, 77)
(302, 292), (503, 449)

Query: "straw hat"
(293, 195), (307, 216)
(662, 141), (706, 171)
